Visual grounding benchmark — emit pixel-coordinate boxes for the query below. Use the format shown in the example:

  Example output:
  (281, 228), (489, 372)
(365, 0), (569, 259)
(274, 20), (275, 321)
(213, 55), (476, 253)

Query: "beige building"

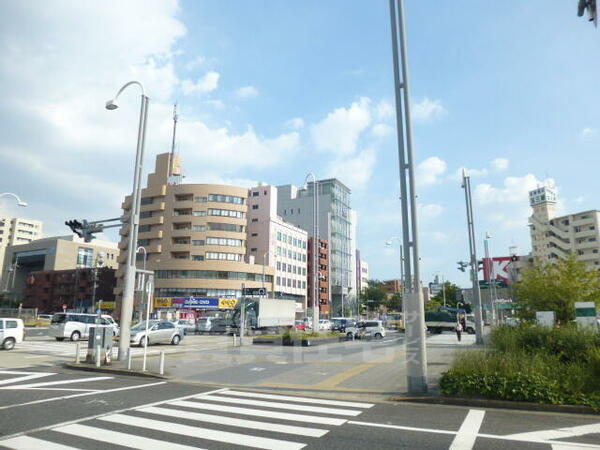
(246, 184), (308, 304)
(2, 235), (118, 299)
(115, 153), (274, 316)
(0, 217), (42, 286)
(529, 186), (600, 270)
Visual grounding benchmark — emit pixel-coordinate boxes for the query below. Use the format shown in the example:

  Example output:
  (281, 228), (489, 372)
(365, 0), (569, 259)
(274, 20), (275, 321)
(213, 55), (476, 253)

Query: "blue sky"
(1, 0), (599, 287)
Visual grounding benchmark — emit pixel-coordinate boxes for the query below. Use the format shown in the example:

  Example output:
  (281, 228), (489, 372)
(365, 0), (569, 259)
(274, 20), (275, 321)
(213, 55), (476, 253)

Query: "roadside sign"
(242, 287), (267, 296)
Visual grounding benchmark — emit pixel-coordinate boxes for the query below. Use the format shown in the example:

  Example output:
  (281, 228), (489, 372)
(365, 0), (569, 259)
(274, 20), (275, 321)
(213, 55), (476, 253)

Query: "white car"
(0, 318), (25, 350)
(319, 319), (332, 331)
(130, 320), (183, 347)
(49, 313), (119, 342)
(346, 320), (386, 340)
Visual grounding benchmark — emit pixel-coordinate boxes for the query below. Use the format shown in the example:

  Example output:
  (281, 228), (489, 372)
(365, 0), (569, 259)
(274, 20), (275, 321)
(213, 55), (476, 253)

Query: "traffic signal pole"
(461, 172), (484, 344)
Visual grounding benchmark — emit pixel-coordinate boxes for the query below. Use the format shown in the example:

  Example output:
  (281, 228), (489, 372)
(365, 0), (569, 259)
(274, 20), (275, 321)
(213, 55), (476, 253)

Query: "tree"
(430, 281), (462, 308)
(361, 280), (387, 312)
(384, 293), (402, 311)
(516, 254), (600, 324)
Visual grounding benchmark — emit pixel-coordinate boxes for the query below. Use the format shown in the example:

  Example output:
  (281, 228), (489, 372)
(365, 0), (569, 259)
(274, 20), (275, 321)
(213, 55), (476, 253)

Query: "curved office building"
(115, 153), (274, 319)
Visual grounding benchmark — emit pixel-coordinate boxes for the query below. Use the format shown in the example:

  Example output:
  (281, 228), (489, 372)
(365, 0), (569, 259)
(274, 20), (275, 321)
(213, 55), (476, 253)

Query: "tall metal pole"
(305, 174), (320, 332)
(106, 82), (149, 361)
(389, 0), (428, 393)
(462, 172), (484, 344)
(484, 233), (497, 325)
(442, 274), (446, 307)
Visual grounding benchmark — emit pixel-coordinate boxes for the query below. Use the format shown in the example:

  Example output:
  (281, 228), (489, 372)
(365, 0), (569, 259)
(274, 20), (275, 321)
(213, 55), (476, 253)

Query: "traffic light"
(578, 0), (597, 26)
(457, 261), (468, 272)
(65, 219), (102, 242)
(477, 260), (484, 272)
(510, 254), (519, 262)
(65, 219), (83, 238)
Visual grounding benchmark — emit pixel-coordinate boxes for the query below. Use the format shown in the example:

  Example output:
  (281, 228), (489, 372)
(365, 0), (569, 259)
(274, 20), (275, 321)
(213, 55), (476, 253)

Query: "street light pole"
(0, 193), (28, 207)
(484, 233), (497, 325)
(106, 81), (149, 361)
(305, 173), (319, 333)
(461, 171), (484, 344)
(389, 0), (428, 393)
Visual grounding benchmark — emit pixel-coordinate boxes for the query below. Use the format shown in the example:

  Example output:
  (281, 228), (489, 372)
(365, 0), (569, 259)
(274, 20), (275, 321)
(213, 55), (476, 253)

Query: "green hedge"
(440, 325), (600, 410)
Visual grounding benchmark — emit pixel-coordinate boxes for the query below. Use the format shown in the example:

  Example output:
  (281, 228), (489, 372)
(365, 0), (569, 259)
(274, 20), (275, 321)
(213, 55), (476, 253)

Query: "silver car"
(130, 320), (182, 347)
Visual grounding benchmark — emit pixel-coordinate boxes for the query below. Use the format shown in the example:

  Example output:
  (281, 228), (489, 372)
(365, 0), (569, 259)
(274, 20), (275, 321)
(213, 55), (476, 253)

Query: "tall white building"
(529, 185), (600, 271)
(246, 184), (308, 304)
(0, 217), (43, 285)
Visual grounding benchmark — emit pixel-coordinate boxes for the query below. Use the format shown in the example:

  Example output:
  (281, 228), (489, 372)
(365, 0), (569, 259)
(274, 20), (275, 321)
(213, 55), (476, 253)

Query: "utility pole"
(389, 0), (428, 393)
(484, 233), (497, 325)
(461, 171), (484, 344)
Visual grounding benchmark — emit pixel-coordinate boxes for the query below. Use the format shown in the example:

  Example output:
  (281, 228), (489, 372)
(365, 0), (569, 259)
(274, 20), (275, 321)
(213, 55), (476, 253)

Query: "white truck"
(232, 298), (295, 332)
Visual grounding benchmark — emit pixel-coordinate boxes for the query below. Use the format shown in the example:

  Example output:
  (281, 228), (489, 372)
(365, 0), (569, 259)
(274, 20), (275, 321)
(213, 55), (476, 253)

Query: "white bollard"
(95, 344), (101, 367)
(75, 342), (80, 364)
(127, 348), (132, 370)
(159, 350), (165, 375)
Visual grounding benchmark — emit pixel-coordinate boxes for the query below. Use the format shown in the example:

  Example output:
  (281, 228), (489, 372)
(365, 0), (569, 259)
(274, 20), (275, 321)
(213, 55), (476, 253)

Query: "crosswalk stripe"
(220, 390), (375, 408)
(99, 413), (306, 450)
(170, 400), (347, 426)
(139, 406), (329, 437)
(197, 394), (363, 416)
(0, 435), (80, 450)
(55, 423), (203, 450)
(1, 376), (113, 390)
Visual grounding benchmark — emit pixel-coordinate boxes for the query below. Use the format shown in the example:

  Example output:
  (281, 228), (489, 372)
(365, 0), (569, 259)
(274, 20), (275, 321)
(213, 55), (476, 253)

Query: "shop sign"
(218, 298), (238, 309)
(154, 297), (173, 308)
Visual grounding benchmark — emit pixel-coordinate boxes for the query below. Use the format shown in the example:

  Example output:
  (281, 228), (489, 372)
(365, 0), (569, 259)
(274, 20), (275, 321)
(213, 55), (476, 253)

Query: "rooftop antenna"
(168, 103), (178, 178)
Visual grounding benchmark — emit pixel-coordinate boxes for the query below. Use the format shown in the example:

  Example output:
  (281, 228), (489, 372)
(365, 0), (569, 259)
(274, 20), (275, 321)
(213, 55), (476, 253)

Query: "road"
(0, 366), (599, 449)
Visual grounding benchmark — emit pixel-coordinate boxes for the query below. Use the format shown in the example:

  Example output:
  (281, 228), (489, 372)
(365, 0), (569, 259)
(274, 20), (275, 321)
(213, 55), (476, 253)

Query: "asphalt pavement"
(0, 366), (598, 450)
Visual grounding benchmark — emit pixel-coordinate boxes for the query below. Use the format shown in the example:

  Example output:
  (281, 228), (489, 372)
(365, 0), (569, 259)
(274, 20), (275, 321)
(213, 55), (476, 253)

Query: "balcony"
(141, 201), (165, 212)
(138, 228), (163, 240)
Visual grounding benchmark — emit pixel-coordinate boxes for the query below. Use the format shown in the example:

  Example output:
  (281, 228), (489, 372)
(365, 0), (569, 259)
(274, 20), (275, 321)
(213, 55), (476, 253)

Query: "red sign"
(483, 257), (516, 284)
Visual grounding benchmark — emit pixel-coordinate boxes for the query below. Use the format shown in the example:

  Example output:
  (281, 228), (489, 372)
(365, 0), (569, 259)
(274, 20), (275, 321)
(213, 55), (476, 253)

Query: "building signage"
(218, 298), (238, 309)
(96, 301), (116, 309)
(154, 297), (173, 308)
(575, 301), (597, 329)
(182, 297), (220, 309)
(242, 287), (267, 296)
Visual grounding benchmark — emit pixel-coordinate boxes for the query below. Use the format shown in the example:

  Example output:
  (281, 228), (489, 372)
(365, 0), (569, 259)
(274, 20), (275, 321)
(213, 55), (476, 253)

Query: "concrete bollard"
(233, 333), (237, 347)
(159, 350), (165, 375)
(127, 349), (132, 370)
(75, 342), (80, 364)
(95, 344), (101, 367)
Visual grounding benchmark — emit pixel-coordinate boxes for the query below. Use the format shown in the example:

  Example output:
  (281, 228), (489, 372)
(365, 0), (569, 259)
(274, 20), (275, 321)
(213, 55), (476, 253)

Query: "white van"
(0, 318), (25, 350)
(48, 313), (119, 342)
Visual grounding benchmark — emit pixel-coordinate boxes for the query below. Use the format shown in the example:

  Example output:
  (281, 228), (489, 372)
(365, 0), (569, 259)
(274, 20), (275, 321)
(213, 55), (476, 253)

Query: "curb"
(389, 395), (599, 415)
(63, 362), (170, 380)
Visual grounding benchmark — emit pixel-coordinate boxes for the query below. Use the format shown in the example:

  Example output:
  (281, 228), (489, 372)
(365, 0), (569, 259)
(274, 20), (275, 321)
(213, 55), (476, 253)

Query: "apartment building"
(277, 179), (356, 316)
(246, 184), (308, 306)
(2, 235), (118, 300)
(307, 237), (330, 317)
(0, 217), (42, 285)
(529, 186), (600, 270)
(116, 153), (274, 317)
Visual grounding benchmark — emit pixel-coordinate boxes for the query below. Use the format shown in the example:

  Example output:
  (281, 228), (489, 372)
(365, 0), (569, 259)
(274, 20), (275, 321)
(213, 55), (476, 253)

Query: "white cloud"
(185, 55), (206, 70)
(412, 97), (446, 121)
(311, 97), (372, 155)
(371, 123), (393, 138)
(181, 71), (220, 94)
(474, 174), (553, 205)
(374, 99), (394, 121)
(326, 148), (377, 190)
(285, 117), (305, 130)
(418, 203), (444, 221)
(417, 156), (448, 186)
(204, 99), (226, 110)
(491, 158), (509, 171)
(236, 85), (259, 99)
(581, 128), (598, 137)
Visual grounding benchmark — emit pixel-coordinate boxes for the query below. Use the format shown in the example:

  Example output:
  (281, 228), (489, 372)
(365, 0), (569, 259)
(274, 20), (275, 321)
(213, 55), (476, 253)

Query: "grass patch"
(440, 324), (600, 410)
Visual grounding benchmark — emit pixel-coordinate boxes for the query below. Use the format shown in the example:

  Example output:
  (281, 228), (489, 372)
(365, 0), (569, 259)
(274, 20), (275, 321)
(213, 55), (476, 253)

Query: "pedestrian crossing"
(14, 340), (183, 358)
(0, 388), (375, 449)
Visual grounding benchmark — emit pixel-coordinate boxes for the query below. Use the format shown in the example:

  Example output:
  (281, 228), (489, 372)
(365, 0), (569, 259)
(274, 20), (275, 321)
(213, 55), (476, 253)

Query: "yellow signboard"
(96, 301), (116, 309)
(218, 298), (238, 309)
(154, 297), (173, 308)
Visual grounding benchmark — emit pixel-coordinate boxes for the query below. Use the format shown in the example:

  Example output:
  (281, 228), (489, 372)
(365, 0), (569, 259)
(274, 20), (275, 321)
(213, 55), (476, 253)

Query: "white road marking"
(0, 435), (80, 450)
(449, 409), (486, 450)
(250, 367), (266, 371)
(140, 405), (329, 437)
(0, 381), (167, 410)
(0, 376), (113, 390)
(170, 400), (347, 425)
(99, 414), (306, 450)
(0, 370), (54, 386)
(198, 394), (363, 416)
(347, 420), (458, 436)
(221, 390), (374, 408)
(56, 423), (203, 450)
(504, 423), (600, 441)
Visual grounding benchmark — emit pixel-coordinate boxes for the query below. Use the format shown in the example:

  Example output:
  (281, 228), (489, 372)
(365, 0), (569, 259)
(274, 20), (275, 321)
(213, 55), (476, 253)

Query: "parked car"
(319, 319), (332, 331)
(345, 320), (386, 340)
(130, 320), (183, 346)
(196, 317), (228, 334)
(0, 318), (24, 350)
(294, 320), (311, 331)
(173, 319), (195, 335)
(48, 313), (119, 342)
(331, 317), (357, 332)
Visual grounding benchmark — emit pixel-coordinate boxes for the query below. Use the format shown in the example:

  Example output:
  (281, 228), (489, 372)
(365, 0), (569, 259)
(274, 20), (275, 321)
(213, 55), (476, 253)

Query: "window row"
(277, 261), (306, 276)
(276, 231), (307, 249)
(276, 246), (306, 261)
(206, 237), (244, 247)
(155, 270), (271, 282)
(276, 277), (306, 289)
(205, 252), (243, 261)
